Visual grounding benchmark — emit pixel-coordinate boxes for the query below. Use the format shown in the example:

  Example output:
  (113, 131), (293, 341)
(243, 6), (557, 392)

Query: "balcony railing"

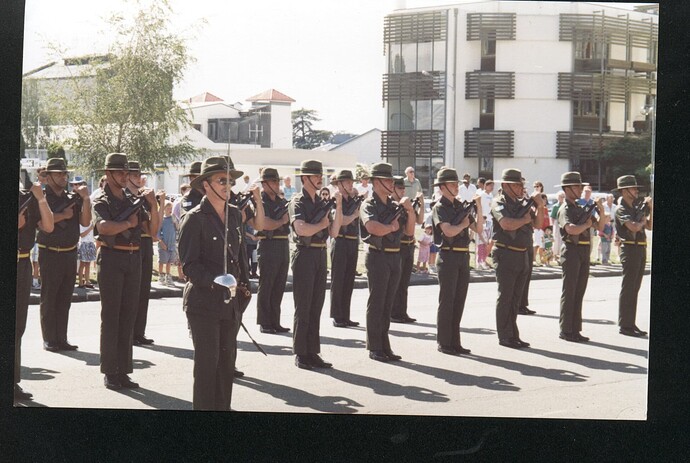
(558, 72), (656, 104)
(381, 130), (445, 159)
(559, 14), (658, 48)
(467, 13), (516, 41)
(464, 130), (514, 158)
(465, 71), (514, 99)
(382, 71), (446, 101)
(556, 130), (629, 159)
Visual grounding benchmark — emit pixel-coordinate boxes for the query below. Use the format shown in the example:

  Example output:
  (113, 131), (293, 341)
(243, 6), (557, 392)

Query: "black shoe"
(403, 316), (417, 323)
(390, 317), (407, 323)
(559, 332), (584, 342)
(58, 341), (78, 351)
(14, 384), (33, 401)
(456, 345), (472, 354)
(633, 326), (648, 336)
(43, 341), (60, 352)
(515, 339), (531, 348)
(260, 325), (277, 334)
(310, 354), (332, 368)
(384, 350), (402, 361)
(234, 369), (245, 377)
(575, 333), (590, 342)
(369, 350), (390, 362)
(275, 325), (291, 333)
(295, 355), (313, 370)
(437, 345), (460, 356)
(620, 327), (643, 337)
(118, 374), (139, 388)
(346, 320), (360, 327)
(499, 338), (524, 349)
(104, 374), (122, 390)
(518, 306), (536, 315)
(332, 320), (349, 328)
(134, 336), (154, 345)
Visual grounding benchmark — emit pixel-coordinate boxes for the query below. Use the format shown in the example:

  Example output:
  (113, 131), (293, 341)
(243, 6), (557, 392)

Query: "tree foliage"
(20, 78), (53, 153)
(354, 163), (371, 182)
(47, 0), (199, 172)
(601, 134), (652, 189)
(292, 108), (332, 149)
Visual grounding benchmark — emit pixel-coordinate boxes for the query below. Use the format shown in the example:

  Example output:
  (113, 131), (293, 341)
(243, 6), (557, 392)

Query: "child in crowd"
(31, 242), (41, 289)
(533, 226), (545, 266)
(77, 222), (96, 288)
(157, 202), (177, 287)
(245, 223), (260, 279)
(543, 226), (555, 265)
(416, 224), (433, 273)
(598, 220), (613, 264)
(476, 215), (493, 270)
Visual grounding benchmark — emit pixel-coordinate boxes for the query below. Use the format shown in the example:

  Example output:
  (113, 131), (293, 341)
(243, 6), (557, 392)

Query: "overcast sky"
(22, 0), (647, 135)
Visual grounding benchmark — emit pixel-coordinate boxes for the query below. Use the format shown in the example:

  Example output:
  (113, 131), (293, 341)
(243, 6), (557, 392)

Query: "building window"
(480, 98), (495, 129)
(481, 38), (496, 71)
(208, 120), (218, 141)
(573, 99), (605, 117)
(574, 39), (608, 60)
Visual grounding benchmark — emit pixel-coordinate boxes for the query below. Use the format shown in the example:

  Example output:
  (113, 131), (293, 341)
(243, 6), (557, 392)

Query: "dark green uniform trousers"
(329, 237), (359, 321)
(97, 248), (141, 375)
(494, 248), (530, 341)
(38, 248), (77, 344)
(520, 245), (534, 309)
(365, 251), (401, 352)
(291, 247), (327, 356)
(256, 239), (289, 327)
(436, 250), (470, 349)
(559, 243), (590, 334)
(391, 243), (415, 320)
(618, 244), (646, 329)
(133, 237), (153, 338)
(186, 309), (239, 410)
(15, 257), (32, 384)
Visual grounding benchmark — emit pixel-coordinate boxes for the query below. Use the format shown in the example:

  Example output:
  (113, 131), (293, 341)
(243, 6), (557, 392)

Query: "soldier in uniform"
(16, 181), (54, 401)
(360, 162), (415, 362)
(93, 153), (154, 390)
(289, 160), (342, 370)
(330, 169), (363, 328)
(557, 171), (607, 343)
(126, 161), (162, 346)
(255, 167), (291, 334)
(37, 158), (91, 352)
(178, 156), (249, 410)
(490, 168), (545, 349)
(180, 161), (203, 215)
(431, 168), (484, 355)
(613, 175), (652, 337)
(390, 175), (424, 324)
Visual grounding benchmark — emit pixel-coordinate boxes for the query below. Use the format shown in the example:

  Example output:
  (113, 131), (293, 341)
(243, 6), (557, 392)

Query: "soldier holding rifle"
(613, 175), (652, 337)
(289, 160), (342, 370)
(36, 158), (91, 352)
(431, 168), (483, 355)
(557, 171), (608, 343)
(92, 153), (152, 390)
(360, 162), (415, 362)
(16, 179), (54, 402)
(491, 168), (545, 349)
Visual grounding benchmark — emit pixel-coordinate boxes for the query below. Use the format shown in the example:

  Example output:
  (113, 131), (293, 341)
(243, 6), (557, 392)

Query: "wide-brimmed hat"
(494, 168), (523, 184)
(369, 162), (394, 179)
(190, 156), (244, 190)
(556, 171), (589, 188)
(69, 176), (85, 184)
(393, 175), (405, 188)
(296, 159), (323, 176)
(612, 175), (641, 191)
(44, 158), (74, 173)
(433, 168), (460, 186)
(333, 169), (355, 183)
(260, 167), (280, 182)
(127, 161), (152, 175)
(98, 153), (129, 171)
(180, 161), (202, 178)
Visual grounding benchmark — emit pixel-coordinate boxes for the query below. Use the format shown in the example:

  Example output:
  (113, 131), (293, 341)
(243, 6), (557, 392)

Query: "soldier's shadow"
(532, 313), (616, 325)
(461, 327), (496, 335)
(138, 343), (194, 359)
(319, 368), (450, 402)
(525, 348), (648, 374)
(21, 366), (59, 381)
(57, 350), (100, 366)
(466, 354), (588, 382)
(319, 336), (367, 349)
(388, 329), (436, 341)
(390, 361), (520, 392)
(234, 376), (362, 413)
(585, 340), (649, 358)
(237, 340), (293, 356)
(116, 387), (193, 410)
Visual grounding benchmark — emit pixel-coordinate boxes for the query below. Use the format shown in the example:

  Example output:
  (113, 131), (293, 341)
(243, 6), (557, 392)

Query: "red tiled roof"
(187, 92), (224, 103)
(246, 89), (296, 103)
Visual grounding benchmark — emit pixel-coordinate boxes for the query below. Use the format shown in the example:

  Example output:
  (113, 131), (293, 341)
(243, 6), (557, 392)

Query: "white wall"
(187, 103), (240, 136)
(269, 102), (293, 149)
(331, 130), (382, 165)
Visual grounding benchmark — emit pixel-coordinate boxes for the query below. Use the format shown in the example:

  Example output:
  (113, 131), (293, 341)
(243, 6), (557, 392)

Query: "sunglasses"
(211, 178), (231, 186)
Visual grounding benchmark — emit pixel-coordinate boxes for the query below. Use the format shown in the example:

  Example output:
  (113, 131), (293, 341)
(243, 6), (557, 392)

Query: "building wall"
(187, 103), (240, 137)
(331, 130), (383, 166)
(269, 102), (293, 149)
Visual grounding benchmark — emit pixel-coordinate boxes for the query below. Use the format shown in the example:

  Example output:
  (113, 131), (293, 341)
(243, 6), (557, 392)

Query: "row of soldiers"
(16, 154), (652, 411)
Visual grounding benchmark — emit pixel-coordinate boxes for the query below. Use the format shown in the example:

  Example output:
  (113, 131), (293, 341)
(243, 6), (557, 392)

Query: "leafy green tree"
(20, 78), (53, 154)
(47, 0), (199, 172)
(354, 163), (371, 182)
(601, 135), (652, 189)
(47, 141), (66, 159)
(292, 108), (332, 149)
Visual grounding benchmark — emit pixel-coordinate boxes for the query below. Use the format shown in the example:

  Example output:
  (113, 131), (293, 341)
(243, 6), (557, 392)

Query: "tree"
(20, 78), (53, 155)
(600, 135), (652, 190)
(292, 108), (333, 149)
(47, 0), (199, 172)
(47, 141), (66, 159)
(354, 163), (371, 182)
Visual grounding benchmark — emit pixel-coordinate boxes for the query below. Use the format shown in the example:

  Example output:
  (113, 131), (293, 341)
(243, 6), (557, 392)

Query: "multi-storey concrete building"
(381, 1), (658, 192)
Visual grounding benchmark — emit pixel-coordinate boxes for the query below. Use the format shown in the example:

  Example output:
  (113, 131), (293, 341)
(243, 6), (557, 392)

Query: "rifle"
(515, 197), (535, 217)
(231, 192), (255, 210)
(633, 198), (649, 220)
(575, 202), (598, 225)
(342, 195), (365, 216)
(296, 198), (336, 247)
(273, 201), (289, 219)
(98, 197), (146, 247)
(379, 197), (421, 225)
(53, 194), (83, 229)
(18, 191), (36, 215)
(449, 200), (476, 226)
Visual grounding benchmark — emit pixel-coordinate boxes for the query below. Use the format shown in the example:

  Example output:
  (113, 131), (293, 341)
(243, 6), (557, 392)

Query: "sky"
(21, 0), (648, 135)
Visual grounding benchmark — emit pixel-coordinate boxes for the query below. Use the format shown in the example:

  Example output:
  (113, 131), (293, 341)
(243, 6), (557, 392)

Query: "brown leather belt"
(257, 235), (289, 240)
(400, 239), (414, 245)
(37, 244), (77, 253)
(495, 242), (527, 252)
(141, 233), (152, 238)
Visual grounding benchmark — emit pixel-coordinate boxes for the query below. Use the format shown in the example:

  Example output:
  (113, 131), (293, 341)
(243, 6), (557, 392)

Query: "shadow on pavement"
(585, 340), (649, 358)
(320, 368), (449, 402)
(139, 343), (193, 359)
(391, 361), (520, 392)
(466, 354), (588, 382)
(319, 336), (367, 349)
(132, 359), (155, 370)
(237, 340), (292, 356)
(461, 327), (496, 335)
(532, 313), (616, 325)
(395, 321), (436, 329)
(235, 376), (362, 413)
(388, 329), (436, 341)
(21, 366), (59, 381)
(14, 399), (48, 407)
(525, 348), (648, 374)
(116, 386), (193, 410)
(56, 350), (100, 366)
